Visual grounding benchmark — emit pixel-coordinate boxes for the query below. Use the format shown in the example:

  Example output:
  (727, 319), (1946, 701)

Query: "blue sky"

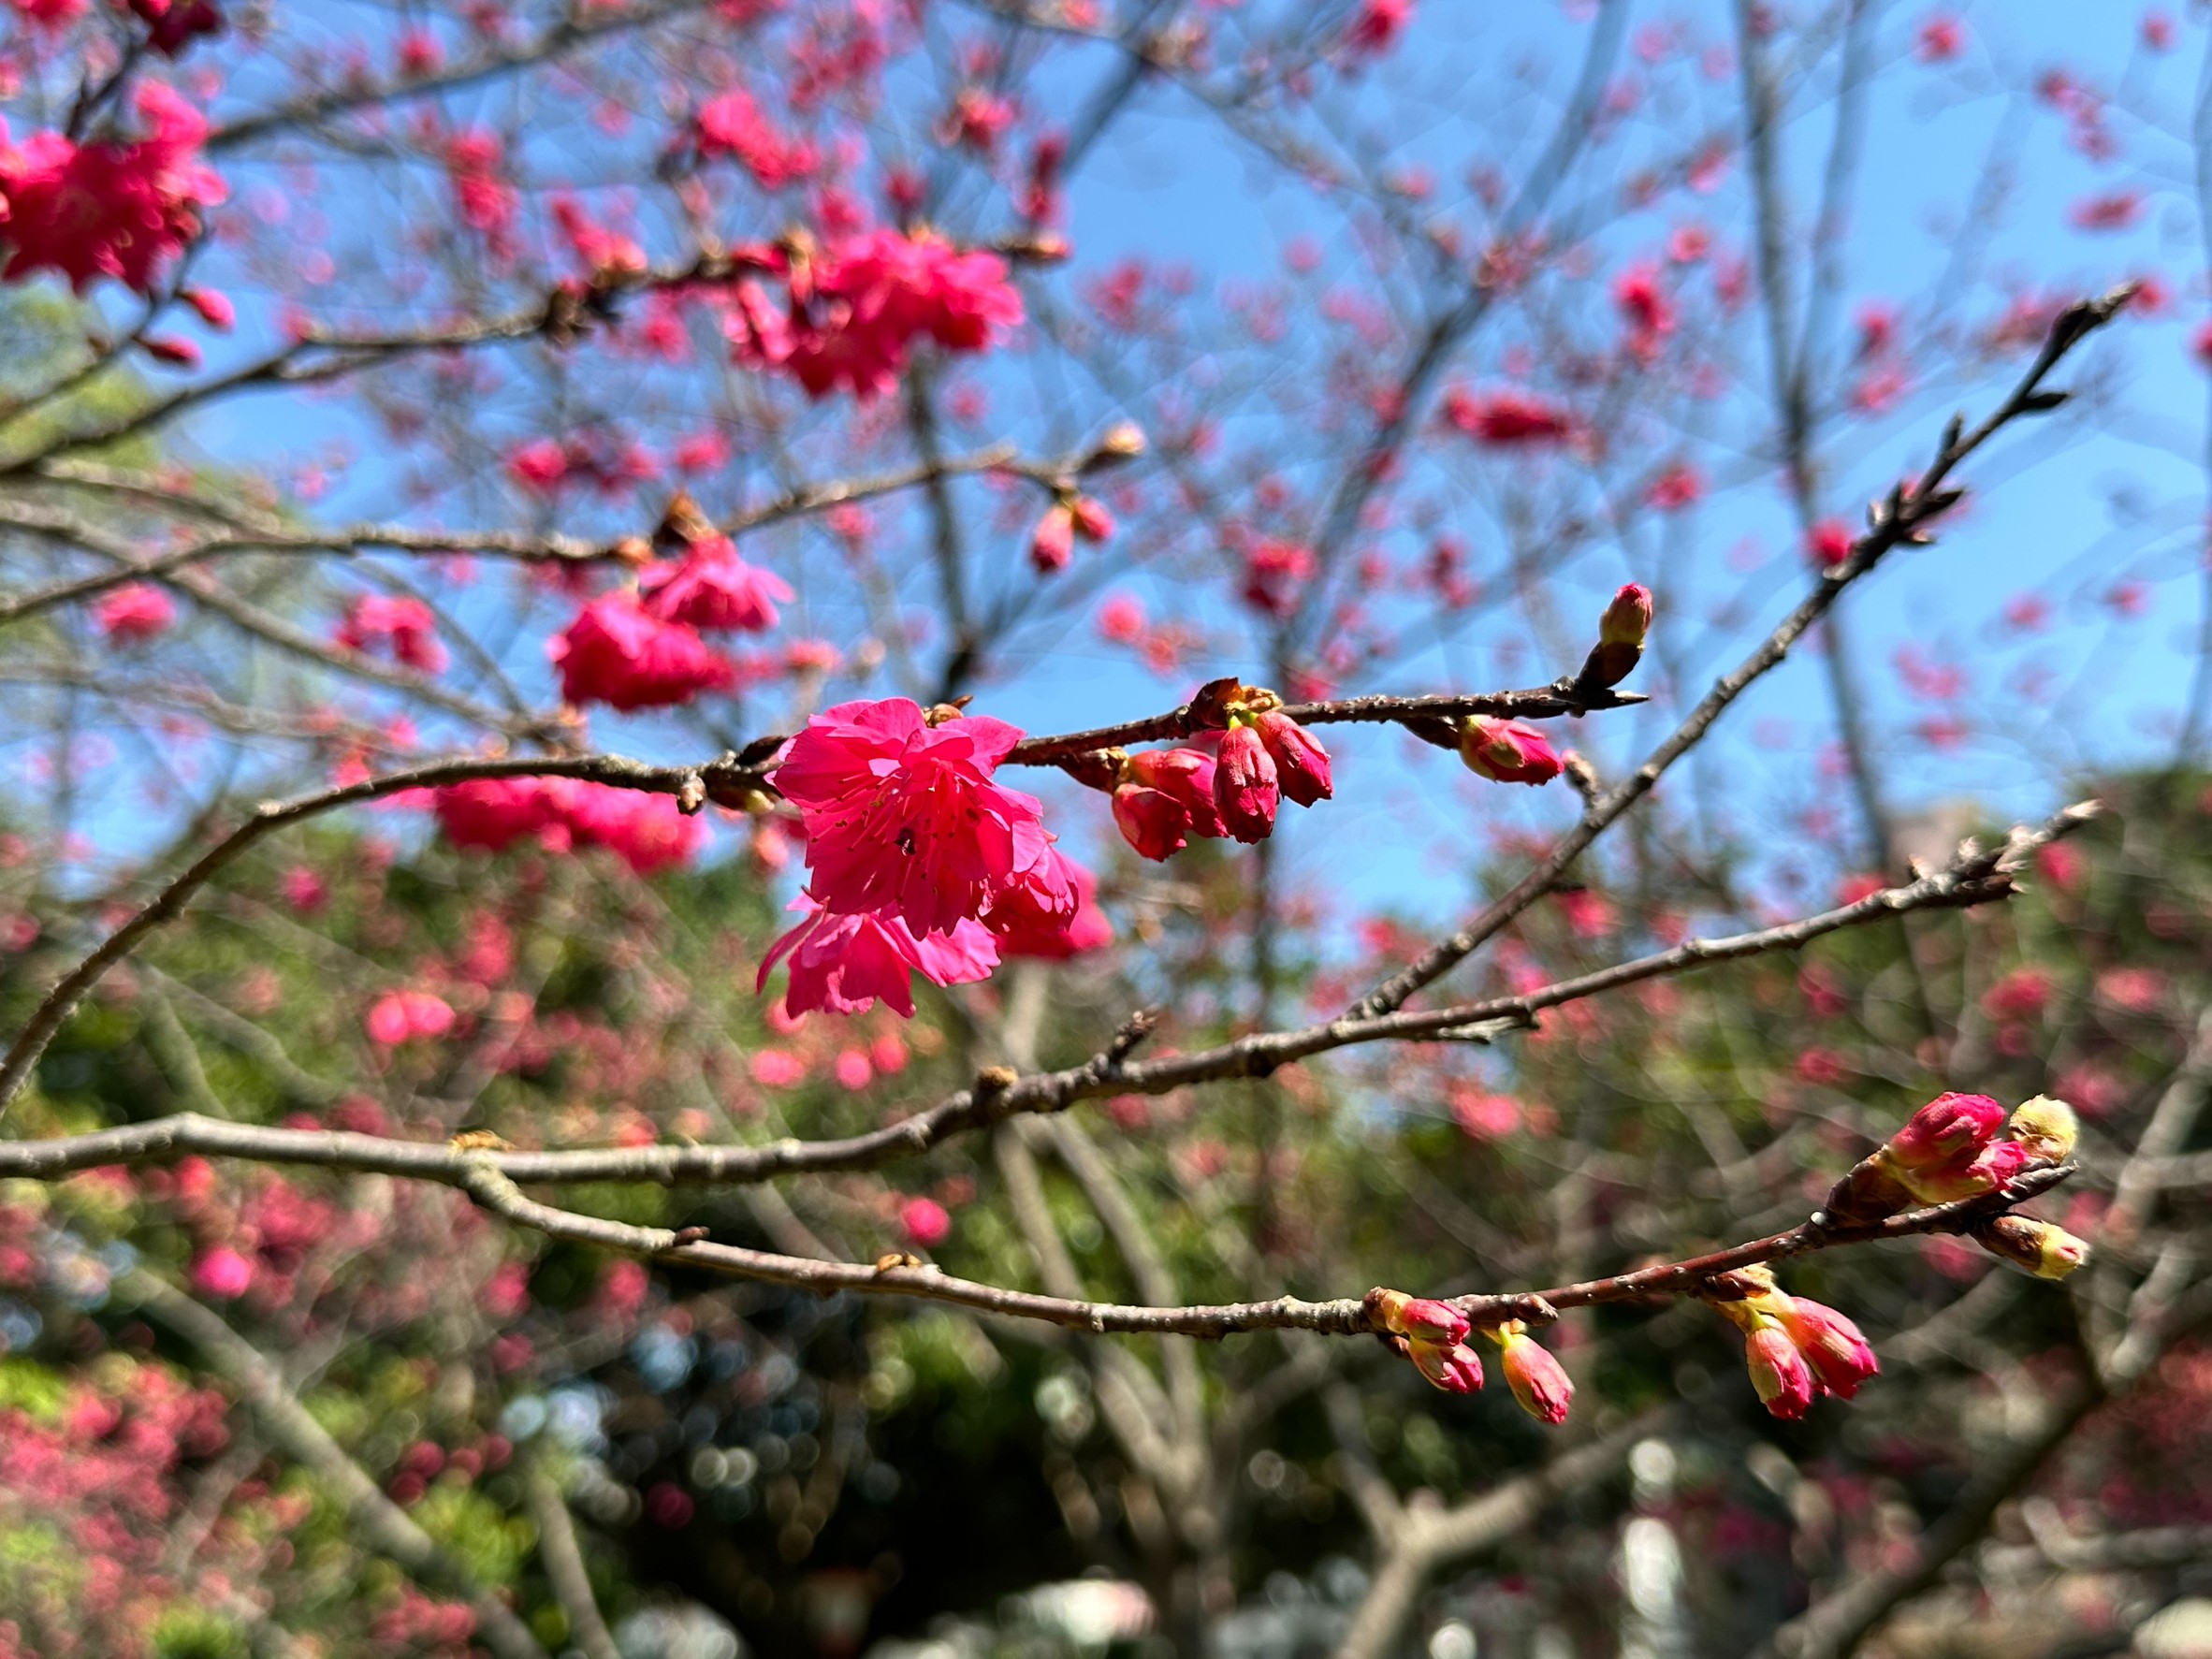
(126, 0), (2211, 932)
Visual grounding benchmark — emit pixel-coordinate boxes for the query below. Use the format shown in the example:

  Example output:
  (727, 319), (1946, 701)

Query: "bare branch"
(124, 1269), (551, 1659)
(1346, 285), (2136, 1023)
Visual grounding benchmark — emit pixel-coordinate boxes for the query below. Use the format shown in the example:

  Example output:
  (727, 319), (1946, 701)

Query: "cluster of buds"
(1104, 681), (1332, 855)
(1030, 490), (1115, 574)
(1822, 1092), (2090, 1276)
(1367, 1290), (1575, 1425)
(1704, 1265), (1878, 1421)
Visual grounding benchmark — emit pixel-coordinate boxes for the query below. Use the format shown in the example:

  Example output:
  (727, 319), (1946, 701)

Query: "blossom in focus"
(639, 537), (793, 633)
(773, 698), (1052, 938)
(0, 80), (226, 295)
(1489, 1321), (1573, 1424)
(987, 848), (1112, 959)
(1973, 1215), (2090, 1280)
(1771, 1295), (1878, 1400)
(1458, 717), (1562, 786)
(2006, 1094), (2078, 1164)
(1213, 723), (1279, 843)
(549, 591), (735, 710)
(1409, 1339), (1484, 1394)
(1371, 1288), (1470, 1346)
(1255, 709), (1332, 807)
(1741, 1319), (1814, 1419)
(1584, 581), (1652, 687)
(756, 896), (998, 1019)
(1113, 779), (1190, 861)
(94, 581), (176, 643)
(1885, 1091), (2005, 1171)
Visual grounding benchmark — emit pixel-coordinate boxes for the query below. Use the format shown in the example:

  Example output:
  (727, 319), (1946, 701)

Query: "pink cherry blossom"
(773, 698), (1052, 937)
(548, 591), (736, 710)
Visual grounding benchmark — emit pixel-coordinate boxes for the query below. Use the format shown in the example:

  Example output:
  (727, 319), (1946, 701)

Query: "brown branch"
(1332, 1412), (1666, 1659)
(1344, 283), (2136, 1024)
(205, 0), (716, 153)
(0, 749), (770, 1113)
(0, 800), (2093, 1173)
(1006, 682), (1645, 766)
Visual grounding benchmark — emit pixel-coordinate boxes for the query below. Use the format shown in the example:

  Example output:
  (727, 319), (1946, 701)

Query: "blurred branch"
(524, 1459), (623, 1659)
(124, 1269), (552, 1659)
(1331, 1412), (1666, 1659)
(1752, 1253), (2212, 1659)
(205, 0), (718, 153)
(0, 802), (2098, 1181)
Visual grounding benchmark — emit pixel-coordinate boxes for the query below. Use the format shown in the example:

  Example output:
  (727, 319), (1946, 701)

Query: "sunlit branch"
(1345, 283), (2136, 1024)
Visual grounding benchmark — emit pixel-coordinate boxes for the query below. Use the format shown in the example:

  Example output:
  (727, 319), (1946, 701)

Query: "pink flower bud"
(1973, 1215), (2090, 1280)
(1030, 504), (1074, 573)
(1070, 496), (1114, 542)
(1113, 784), (1189, 862)
(1897, 1136), (2027, 1204)
(182, 286), (235, 330)
(1744, 1321), (1814, 1419)
(1213, 723), (1279, 843)
(1490, 1323), (1573, 1425)
(1409, 1339), (1485, 1395)
(1254, 709), (1332, 807)
(1599, 582), (1653, 648)
(1370, 1288), (1470, 1346)
(1128, 748), (1228, 837)
(1773, 1296), (1877, 1399)
(1884, 1092), (2004, 1171)
(1458, 718), (1563, 786)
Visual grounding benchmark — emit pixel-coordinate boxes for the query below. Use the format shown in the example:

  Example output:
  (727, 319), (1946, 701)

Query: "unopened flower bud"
(1113, 783), (1188, 862)
(2007, 1095), (2078, 1165)
(1897, 1137), (2027, 1205)
(1254, 708), (1332, 807)
(1093, 420), (1147, 461)
(1409, 1338), (1486, 1395)
(1030, 504), (1075, 573)
(1884, 1092), (2004, 1171)
(1973, 1215), (2090, 1280)
(1214, 723), (1279, 843)
(1128, 748), (1227, 838)
(1458, 717), (1564, 787)
(1368, 1288), (1471, 1346)
(1578, 582), (1654, 689)
(1070, 496), (1115, 543)
(1487, 1321), (1573, 1425)
(1772, 1295), (1878, 1399)
(1743, 1319), (1814, 1420)
(1600, 582), (1653, 648)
